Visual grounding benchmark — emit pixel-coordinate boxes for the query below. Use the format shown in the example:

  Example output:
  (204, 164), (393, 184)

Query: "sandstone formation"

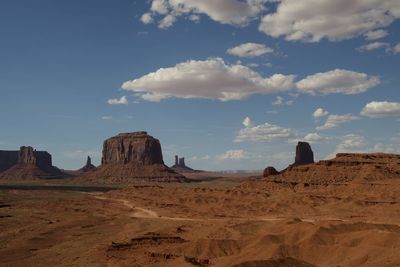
(294, 142), (314, 165)
(78, 156), (96, 173)
(0, 146), (65, 179)
(80, 132), (187, 183)
(263, 166), (279, 177)
(171, 155), (198, 173)
(275, 153), (400, 185)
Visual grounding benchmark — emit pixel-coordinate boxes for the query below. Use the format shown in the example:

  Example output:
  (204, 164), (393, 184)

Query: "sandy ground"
(0, 175), (400, 266)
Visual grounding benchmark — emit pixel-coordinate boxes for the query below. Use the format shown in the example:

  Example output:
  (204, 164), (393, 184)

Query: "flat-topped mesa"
(294, 142), (314, 166)
(0, 146), (65, 179)
(101, 131), (163, 166)
(79, 131), (188, 183)
(18, 146), (52, 171)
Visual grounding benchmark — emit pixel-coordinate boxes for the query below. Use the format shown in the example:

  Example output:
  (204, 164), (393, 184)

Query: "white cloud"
(272, 95), (293, 106)
(143, 0), (268, 27)
(303, 132), (326, 143)
(316, 114), (359, 130)
(158, 14), (176, 29)
(247, 63), (259, 68)
(296, 69), (379, 95)
(357, 42), (389, 52)
(326, 134), (367, 159)
(140, 13), (154, 24)
(122, 58), (295, 102)
(259, 0), (400, 42)
(364, 29), (388, 40)
(235, 117), (293, 142)
(151, 0), (169, 14)
(336, 134), (366, 152)
(242, 116), (253, 127)
(107, 96), (128, 105)
(218, 149), (248, 160)
(360, 101), (400, 118)
(188, 14), (200, 23)
(227, 43), (273, 57)
(390, 43), (400, 54)
(313, 108), (329, 118)
(101, 116), (113, 120)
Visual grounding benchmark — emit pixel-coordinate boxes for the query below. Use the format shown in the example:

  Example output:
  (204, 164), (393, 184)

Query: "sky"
(0, 0), (399, 171)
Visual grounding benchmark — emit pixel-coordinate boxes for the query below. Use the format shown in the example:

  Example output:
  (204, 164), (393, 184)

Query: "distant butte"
(171, 155), (201, 173)
(79, 131), (188, 183)
(0, 146), (66, 180)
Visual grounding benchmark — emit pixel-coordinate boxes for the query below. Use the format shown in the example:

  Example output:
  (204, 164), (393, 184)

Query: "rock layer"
(276, 153), (400, 185)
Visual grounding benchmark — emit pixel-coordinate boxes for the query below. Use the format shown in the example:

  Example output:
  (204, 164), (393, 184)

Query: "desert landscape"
(0, 131), (399, 267)
(1, 1), (400, 266)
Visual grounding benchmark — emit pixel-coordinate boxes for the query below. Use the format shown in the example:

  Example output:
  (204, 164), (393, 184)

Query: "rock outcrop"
(294, 142), (314, 166)
(0, 146), (65, 179)
(263, 166), (279, 177)
(0, 151), (18, 172)
(80, 132), (188, 183)
(78, 156), (96, 173)
(275, 153), (400, 185)
(171, 155), (199, 173)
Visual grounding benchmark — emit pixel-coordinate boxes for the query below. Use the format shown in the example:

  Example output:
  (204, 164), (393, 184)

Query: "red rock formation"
(80, 132), (188, 183)
(275, 153), (400, 185)
(0, 146), (65, 179)
(294, 142), (314, 165)
(0, 151), (18, 172)
(263, 166), (279, 177)
(78, 156), (96, 173)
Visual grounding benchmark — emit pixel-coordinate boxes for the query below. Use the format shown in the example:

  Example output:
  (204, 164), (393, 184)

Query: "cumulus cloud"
(227, 42), (273, 57)
(141, 0), (268, 27)
(235, 117), (293, 142)
(158, 14), (176, 29)
(122, 58), (295, 102)
(107, 96), (128, 105)
(390, 43), (400, 54)
(316, 114), (359, 130)
(258, 0), (400, 42)
(242, 116), (253, 127)
(218, 149), (248, 160)
(360, 101), (400, 118)
(272, 96), (293, 106)
(364, 29), (388, 40)
(313, 108), (329, 118)
(336, 134), (366, 152)
(296, 69), (379, 95)
(140, 13), (154, 24)
(290, 132), (328, 144)
(357, 42), (389, 52)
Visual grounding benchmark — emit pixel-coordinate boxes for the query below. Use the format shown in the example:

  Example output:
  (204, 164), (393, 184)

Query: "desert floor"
(1, 173), (400, 267)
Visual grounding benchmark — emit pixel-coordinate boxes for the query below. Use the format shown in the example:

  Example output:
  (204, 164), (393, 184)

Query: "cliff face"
(80, 132), (188, 183)
(294, 142), (314, 165)
(0, 151), (18, 172)
(0, 146), (64, 179)
(101, 132), (164, 166)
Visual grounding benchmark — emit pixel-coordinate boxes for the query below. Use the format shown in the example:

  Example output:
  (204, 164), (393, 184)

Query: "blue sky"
(0, 0), (399, 171)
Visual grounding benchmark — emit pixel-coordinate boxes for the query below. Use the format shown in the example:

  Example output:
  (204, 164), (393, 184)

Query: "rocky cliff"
(171, 154), (198, 173)
(294, 142), (314, 165)
(80, 132), (188, 183)
(0, 146), (65, 179)
(274, 153), (400, 185)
